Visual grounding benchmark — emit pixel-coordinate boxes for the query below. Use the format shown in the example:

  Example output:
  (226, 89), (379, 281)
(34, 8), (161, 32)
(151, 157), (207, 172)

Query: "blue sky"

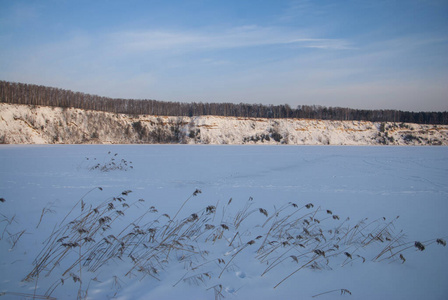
(1, 0), (447, 111)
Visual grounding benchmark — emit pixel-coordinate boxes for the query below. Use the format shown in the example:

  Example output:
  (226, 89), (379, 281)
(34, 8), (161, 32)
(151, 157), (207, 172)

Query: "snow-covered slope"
(1, 103), (447, 145)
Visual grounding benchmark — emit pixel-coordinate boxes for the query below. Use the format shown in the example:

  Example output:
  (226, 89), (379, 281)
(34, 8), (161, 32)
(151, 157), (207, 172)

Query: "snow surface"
(2, 103), (448, 145)
(0, 145), (447, 299)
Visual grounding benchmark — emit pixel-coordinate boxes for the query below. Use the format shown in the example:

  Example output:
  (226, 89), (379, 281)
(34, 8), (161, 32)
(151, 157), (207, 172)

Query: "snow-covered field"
(0, 145), (447, 299)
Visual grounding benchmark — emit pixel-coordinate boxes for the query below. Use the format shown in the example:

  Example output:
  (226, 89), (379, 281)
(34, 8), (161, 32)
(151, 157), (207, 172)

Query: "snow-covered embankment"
(1, 103), (447, 145)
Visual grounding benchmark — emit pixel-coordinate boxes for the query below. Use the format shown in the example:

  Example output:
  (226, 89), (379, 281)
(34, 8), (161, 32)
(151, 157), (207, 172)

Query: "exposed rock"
(1, 103), (447, 145)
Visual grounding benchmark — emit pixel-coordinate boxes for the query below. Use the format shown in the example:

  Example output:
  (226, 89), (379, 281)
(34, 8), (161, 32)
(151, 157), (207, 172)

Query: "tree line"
(1, 80), (447, 124)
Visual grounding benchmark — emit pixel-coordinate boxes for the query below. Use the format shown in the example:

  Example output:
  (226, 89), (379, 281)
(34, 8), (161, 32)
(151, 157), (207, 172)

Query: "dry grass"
(80, 152), (133, 172)
(2, 188), (443, 299)
(312, 288), (352, 298)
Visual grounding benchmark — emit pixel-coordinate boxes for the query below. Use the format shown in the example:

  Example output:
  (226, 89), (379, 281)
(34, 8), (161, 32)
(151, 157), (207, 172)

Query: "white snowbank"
(1, 103), (447, 145)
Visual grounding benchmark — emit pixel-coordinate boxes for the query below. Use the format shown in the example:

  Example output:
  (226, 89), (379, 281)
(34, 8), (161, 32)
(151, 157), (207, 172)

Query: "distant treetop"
(1, 80), (446, 124)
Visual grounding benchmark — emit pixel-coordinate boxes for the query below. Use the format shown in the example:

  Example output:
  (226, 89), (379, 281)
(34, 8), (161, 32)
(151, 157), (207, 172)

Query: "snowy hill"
(1, 103), (447, 145)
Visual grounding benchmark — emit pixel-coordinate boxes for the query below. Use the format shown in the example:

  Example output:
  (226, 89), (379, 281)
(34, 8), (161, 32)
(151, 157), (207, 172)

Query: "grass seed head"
(206, 205), (216, 214)
(188, 213), (199, 222)
(70, 273), (81, 283)
(437, 238), (447, 246)
(414, 241), (425, 251)
(400, 254), (406, 263)
(57, 236), (69, 243)
(341, 289), (351, 295)
(357, 255), (366, 263)
(99, 216), (111, 225)
(62, 242), (79, 248)
(77, 228), (88, 234)
(259, 208), (268, 217)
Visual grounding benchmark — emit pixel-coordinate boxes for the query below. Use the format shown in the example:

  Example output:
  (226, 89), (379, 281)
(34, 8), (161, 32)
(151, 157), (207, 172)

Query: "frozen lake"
(1, 145), (447, 299)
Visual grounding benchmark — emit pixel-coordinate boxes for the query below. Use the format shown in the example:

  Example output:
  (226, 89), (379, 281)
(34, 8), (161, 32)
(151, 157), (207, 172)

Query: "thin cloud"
(2, 1), (446, 112)
(109, 26), (351, 54)
(110, 30), (203, 52)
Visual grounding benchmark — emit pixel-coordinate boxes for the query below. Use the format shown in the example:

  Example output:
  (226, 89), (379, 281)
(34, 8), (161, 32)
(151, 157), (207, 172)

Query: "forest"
(1, 80), (447, 124)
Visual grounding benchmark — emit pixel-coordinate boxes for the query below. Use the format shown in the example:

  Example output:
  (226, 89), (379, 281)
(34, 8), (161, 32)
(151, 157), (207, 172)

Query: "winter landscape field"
(0, 145), (447, 300)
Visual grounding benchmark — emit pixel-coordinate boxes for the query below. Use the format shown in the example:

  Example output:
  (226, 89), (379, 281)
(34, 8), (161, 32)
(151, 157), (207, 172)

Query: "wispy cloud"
(1, 0), (447, 111)
(109, 26), (352, 54)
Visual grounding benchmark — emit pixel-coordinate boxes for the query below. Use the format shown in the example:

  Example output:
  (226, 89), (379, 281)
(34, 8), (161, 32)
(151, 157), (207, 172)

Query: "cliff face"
(1, 103), (447, 145)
